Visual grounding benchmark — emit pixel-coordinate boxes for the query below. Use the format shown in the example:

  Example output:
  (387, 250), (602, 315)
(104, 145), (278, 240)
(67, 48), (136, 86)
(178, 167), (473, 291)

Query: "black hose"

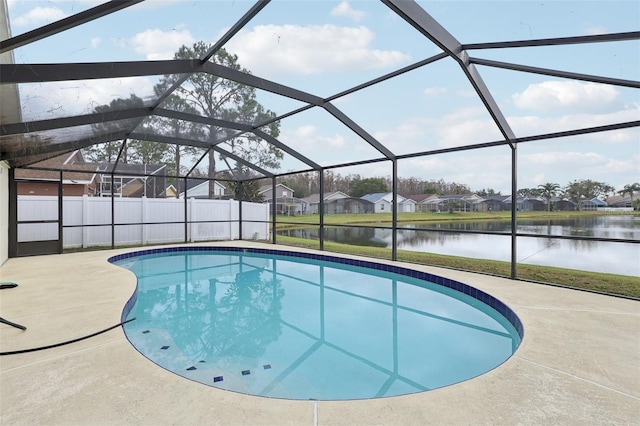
(0, 317), (26, 330)
(0, 317), (136, 356)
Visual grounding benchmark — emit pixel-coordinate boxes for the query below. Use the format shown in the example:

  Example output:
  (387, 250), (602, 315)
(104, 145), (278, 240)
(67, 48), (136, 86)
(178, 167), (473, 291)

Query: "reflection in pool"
(111, 247), (522, 401)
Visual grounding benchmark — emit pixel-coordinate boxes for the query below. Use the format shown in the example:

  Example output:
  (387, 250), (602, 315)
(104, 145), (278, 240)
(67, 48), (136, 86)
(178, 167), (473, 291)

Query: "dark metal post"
(183, 177), (188, 243)
(319, 265), (325, 340)
(319, 169), (325, 251)
(510, 145), (518, 279)
(112, 140), (127, 249)
(8, 167), (17, 258)
(392, 159), (398, 261)
(238, 181), (243, 240)
(271, 177), (277, 244)
(110, 171), (115, 249)
(58, 170), (63, 253)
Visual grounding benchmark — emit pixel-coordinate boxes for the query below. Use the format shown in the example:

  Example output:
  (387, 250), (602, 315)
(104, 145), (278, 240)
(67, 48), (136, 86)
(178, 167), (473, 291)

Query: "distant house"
(527, 197), (548, 211)
(580, 197), (607, 211)
(361, 192), (413, 213)
(258, 183), (294, 200)
(259, 183), (307, 215)
(303, 191), (346, 214)
(606, 193), (637, 209)
(165, 184), (179, 198)
(478, 195), (511, 212)
(399, 197), (417, 213)
(503, 196), (542, 212)
(95, 163), (166, 198)
(407, 194), (439, 213)
(303, 191), (374, 214)
(177, 178), (226, 199)
(15, 151), (98, 196)
(420, 194), (483, 213)
(551, 198), (577, 211)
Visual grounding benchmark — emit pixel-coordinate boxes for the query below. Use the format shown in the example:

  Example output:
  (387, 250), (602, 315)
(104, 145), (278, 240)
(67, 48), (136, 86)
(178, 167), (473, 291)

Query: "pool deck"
(1, 241), (638, 425)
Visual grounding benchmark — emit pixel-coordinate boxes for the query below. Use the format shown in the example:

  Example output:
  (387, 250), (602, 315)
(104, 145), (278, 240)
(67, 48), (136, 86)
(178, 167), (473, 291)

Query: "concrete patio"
(1, 242), (638, 425)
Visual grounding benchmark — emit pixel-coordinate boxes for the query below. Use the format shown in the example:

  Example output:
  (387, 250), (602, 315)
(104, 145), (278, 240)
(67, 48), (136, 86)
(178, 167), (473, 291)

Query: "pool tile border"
(109, 246), (524, 339)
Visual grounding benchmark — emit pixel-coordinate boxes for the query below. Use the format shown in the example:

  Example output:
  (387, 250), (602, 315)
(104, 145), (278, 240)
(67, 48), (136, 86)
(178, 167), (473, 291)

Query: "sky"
(4, 0), (640, 194)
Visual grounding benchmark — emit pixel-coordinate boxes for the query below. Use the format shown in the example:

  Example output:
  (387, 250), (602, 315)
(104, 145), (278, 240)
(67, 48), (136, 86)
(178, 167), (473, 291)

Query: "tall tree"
(148, 90), (205, 178)
(618, 182), (640, 207)
(155, 42), (282, 198)
(563, 179), (615, 210)
(517, 187), (543, 197)
(226, 180), (264, 203)
(475, 188), (502, 197)
(349, 177), (389, 197)
(127, 138), (169, 165)
(87, 94), (146, 163)
(537, 182), (560, 211)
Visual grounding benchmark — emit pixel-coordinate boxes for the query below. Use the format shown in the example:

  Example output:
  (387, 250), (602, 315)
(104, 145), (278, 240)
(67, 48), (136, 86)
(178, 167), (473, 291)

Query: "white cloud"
(391, 153), (511, 191)
(372, 106), (505, 155)
(283, 124), (347, 150)
(512, 80), (619, 113)
(224, 24), (410, 78)
(518, 150), (640, 190)
(330, 1), (367, 22)
(90, 38), (101, 48)
(356, 99), (639, 191)
(130, 29), (195, 60)
(277, 123), (389, 167)
(423, 87), (447, 97)
(584, 25), (607, 35)
(13, 7), (67, 27)
(531, 173), (546, 186)
(374, 122), (425, 149)
(521, 151), (605, 168)
(508, 104), (640, 143)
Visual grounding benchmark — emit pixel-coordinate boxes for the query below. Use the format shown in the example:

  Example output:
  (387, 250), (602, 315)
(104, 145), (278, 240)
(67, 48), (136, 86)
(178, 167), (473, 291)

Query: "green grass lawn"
(274, 235), (640, 299)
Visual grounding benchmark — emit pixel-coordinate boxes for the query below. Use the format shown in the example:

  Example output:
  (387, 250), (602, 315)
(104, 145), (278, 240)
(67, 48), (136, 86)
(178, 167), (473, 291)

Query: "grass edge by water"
(275, 235), (640, 299)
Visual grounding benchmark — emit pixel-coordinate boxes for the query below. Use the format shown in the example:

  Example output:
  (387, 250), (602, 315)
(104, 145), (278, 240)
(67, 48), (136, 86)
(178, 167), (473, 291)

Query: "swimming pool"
(111, 247), (523, 401)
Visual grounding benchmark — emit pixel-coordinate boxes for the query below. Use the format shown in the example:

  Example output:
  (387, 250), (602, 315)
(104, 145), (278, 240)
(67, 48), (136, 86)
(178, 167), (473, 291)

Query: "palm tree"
(537, 183), (561, 212)
(618, 183), (640, 208)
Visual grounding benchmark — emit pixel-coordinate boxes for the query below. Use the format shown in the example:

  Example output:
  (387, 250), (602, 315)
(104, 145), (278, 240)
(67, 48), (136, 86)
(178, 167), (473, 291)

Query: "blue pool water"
(111, 247), (523, 401)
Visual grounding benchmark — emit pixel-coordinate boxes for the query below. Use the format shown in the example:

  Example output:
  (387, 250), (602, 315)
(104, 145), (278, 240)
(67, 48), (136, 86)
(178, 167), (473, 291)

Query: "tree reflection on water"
(134, 255), (284, 364)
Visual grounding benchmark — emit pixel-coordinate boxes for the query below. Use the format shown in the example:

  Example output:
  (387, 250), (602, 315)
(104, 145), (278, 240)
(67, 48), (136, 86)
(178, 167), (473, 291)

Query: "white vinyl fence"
(18, 195), (269, 248)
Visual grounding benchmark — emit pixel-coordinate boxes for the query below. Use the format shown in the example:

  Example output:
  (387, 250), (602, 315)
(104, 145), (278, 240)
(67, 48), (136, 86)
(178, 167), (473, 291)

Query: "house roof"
(406, 194), (437, 203)
(95, 163), (166, 175)
(258, 183), (294, 194)
(483, 195), (511, 202)
(606, 193), (637, 205)
(582, 197), (608, 206)
(302, 193), (320, 204)
(361, 192), (408, 203)
(15, 151), (97, 183)
(360, 193), (388, 203)
(176, 178), (226, 194)
(302, 191), (349, 204)
(440, 194), (481, 200)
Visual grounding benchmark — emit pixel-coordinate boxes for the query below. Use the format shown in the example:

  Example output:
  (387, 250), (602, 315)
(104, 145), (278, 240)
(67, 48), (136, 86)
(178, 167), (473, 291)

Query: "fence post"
(230, 199), (234, 240)
(141, 196), (148, 245)
(82, 194), (89, 248)
(189, 197), (194, 242)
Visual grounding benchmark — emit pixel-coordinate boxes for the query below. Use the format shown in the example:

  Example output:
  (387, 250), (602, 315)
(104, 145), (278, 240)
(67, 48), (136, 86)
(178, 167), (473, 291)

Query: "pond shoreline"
(275, 235), (640, 299)
(273, 210), (639, 229)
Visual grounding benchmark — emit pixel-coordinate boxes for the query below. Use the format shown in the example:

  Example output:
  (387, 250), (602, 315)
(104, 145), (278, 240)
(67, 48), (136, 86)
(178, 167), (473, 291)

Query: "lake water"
(278, 215), (640, 277)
